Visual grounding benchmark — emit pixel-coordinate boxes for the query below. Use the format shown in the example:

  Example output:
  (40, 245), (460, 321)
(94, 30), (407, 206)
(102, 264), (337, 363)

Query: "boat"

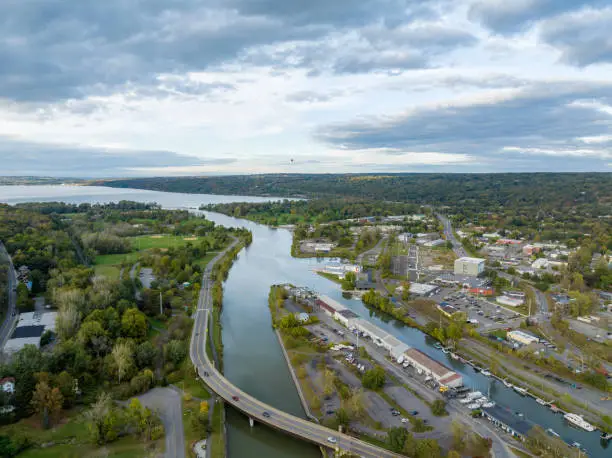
(536, 398), (548, 406)
(601, 432), (612, 441)
(450, 352), (459, 360)
(546, 428), (560, 438)
(564, 413), (596, 432)
(442, 347), (450, 354)
(433, 343), (443, 350)
(549, 404), (560, 413)
(460, 398), (473, 404)
(476, 397), (489, 404)
(482, 402), (495, 408)
(467, 403), (481, 409)
(513, 386), (528, 396)
(466, 391), (483, 400)
(502, 379), (513, 388)
(480, 370), (491, 377)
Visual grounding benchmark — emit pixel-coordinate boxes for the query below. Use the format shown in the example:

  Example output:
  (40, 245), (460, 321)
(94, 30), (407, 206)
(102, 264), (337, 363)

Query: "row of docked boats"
(458, 390), (495, 409)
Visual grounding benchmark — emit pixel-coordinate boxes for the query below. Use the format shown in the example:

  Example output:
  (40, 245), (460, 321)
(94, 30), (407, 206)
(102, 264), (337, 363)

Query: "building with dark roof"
(482, 405), (532, 440)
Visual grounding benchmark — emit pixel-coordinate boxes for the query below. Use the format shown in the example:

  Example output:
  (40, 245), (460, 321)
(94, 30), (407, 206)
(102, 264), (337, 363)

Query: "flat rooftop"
(12, 325), (45, 339)
(456, 257), (486, 264)
(482, 405), (532, 436)
(404, 348), (454, 378)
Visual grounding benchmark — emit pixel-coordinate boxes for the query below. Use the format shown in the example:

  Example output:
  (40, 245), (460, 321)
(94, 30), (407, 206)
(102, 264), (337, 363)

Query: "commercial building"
(320, 262), (361, 277)
(469, 287), (494, 296)
(404, 283), (440, 297)
(522, 244), (541, 256)
(482, 405), (531, 441)
(316, 295), (348, 317)
(507, 330), (539, 346)
(496, 239), (523, 245)
(402, 348), (463, 388)
(454, 257), (485, 277)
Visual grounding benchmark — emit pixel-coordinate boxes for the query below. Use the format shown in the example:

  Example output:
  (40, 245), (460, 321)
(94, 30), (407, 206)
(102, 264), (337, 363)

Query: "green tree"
(121, 308), (148, 339)
(416, 438), (441, 458)
(31, 377), (63, 429)
(430, 399), (447, 416)
(387, 427), (409, 452)
(111, 342), (133, 384)
(362, 366), (386, 390)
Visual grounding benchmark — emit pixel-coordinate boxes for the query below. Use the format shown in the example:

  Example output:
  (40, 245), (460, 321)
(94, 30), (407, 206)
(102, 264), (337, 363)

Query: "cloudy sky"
(1, 0), (611, 176)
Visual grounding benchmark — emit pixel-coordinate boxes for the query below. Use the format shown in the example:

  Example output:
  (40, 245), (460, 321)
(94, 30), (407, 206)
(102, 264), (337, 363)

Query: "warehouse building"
(316, 295), (348, 316)
(496, 296), (525, 307)
(507, 330), (539, 346)
(402, 348), (463, 388)
(454, 257), (485, 277)
(4, 311), (57, 354)
(335, 309), (359, 327)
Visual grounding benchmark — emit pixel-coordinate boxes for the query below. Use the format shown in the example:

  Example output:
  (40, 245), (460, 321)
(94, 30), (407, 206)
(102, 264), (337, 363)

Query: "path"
(136, 387), (185, 458)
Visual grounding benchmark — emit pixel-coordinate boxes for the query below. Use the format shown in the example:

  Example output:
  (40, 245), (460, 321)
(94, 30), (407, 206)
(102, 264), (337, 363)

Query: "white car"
(401, 417), (409, 424)
(327, 436), (337, 444)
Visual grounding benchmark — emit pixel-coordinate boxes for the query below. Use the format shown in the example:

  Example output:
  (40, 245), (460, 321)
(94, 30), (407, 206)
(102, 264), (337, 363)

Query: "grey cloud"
(0, 0), (473, 102)
(0, 137), (232, 176)
(316, 82), (612, 170)
(539, 8), (612, 66)
(468, 0), (608, 34)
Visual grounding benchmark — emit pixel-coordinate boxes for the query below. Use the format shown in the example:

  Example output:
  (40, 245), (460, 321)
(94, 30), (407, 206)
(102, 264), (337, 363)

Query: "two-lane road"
(0, 242), (17, 350)
(189, 240), (405, 458)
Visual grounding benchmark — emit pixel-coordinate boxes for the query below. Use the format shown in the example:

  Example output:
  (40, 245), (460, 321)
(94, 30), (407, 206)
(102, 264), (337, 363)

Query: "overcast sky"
(1, 0), (611, 176)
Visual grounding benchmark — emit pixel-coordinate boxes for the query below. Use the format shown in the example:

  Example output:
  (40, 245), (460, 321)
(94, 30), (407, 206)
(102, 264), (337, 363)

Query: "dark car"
(262, 411), (270, 418)
(232, 395), (240, 401)
(409, 410), (419, 416)
(203, 371), (209, 377)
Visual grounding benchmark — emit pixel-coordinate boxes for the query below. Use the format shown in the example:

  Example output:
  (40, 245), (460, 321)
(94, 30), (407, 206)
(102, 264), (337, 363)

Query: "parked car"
(232, 395), (240, 401)
(262, 411), (270, 418)
(327, 437), (337, 444)
(409, 410), (419, 416)
(401, 418), (409, 424)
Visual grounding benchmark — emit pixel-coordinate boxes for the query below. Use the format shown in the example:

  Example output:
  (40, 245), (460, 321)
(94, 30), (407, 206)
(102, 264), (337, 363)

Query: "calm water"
(0, 186), (607, 457)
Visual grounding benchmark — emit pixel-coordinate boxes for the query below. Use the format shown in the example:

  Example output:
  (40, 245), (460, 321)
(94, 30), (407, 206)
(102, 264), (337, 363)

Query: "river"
(0, 185), (607, 457)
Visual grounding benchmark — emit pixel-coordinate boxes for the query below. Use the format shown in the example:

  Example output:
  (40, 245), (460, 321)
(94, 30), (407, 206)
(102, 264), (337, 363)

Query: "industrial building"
(437, 303), (458, 318)
(335, 309), (359, 327)
(407, 283), (440, 297)
(454, 257), (485, 277)
(507, 330), (539, 346)
(4, 311), (57, 354)
(320, 262), (361, 277)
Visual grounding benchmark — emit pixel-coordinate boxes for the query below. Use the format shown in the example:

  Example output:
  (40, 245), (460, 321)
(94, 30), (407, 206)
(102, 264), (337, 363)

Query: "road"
(189, 240), (406, 458)
(436, 213), (467, 258)
(0, 242), (17, 351)
(136, 387), (185, 458)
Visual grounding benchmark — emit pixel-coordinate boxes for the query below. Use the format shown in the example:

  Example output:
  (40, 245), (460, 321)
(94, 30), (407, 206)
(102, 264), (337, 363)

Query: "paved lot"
(137, 387), (185, 458)
(139, 267), (155, 288)
(568, 318), (611, 343)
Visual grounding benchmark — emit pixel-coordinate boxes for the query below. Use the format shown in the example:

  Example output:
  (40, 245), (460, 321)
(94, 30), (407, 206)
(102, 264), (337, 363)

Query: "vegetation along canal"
(1, 185), (608, 457)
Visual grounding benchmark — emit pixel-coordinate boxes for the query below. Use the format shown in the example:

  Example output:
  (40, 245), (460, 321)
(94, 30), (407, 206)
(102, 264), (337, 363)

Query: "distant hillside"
(0, 176), (84, 185)
(94, 173), (612, 215)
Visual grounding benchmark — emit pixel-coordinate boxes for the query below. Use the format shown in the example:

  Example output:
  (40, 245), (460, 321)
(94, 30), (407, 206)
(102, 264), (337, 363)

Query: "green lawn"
(196, 251), (220, 269)
(19, 437), (162, 458)
(129, 235), (203, 250)
(316, 271), (342, 284)
(95, 252), (139, 266)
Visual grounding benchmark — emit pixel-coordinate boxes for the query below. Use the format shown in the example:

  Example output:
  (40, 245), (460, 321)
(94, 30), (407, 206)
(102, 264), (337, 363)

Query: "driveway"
(136, 387), (185, 458)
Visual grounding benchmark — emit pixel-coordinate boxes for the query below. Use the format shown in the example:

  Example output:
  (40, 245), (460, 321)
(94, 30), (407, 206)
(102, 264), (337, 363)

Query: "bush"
(362, 366), (386, 390)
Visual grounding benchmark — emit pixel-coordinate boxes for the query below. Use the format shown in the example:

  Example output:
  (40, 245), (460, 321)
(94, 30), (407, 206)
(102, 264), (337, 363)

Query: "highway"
(0, 242), (17, 351)
(189, 241), (405, 458)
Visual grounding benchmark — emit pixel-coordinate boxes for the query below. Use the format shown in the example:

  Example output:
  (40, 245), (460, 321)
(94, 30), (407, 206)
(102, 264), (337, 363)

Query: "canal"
(1, 185), (608, 457)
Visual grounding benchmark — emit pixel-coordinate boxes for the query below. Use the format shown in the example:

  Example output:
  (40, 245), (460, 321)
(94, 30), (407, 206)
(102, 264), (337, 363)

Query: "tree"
(112, 342), (133, 384)
(31, 377), (63, 429)
(83, 392), (115, 445)
(135, 341), (158, 369)
(121, 308), (148, 340)
(323, 369), (335, 396)
(346, 388), (366, 419)
(56, 302), (81, 341)
(430, 399), (447, 416)
(164, 340), (187, 366)
(200, 400), (209, 415)
(56, 371), (76, 408)
(362, 366), (386, 390)
(416, 438), (441, 458)
(450, 420), (466, 451)
(387, 427), (409, 452)
(335, 408), (349, 427)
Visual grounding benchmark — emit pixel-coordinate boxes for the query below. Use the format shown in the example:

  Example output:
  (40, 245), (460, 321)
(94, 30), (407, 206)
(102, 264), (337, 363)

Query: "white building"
(496, 296), (525, 307)
(424, 239), (446, 247)
(454, 257), (485, 277)
(3, 311), (58, 354)
(320, 262), (361, 277)
(334, 309), (359, 327)
(402, 348), (463, 388)
(399, 283), (440, 297)
(507, 330), (539, 345)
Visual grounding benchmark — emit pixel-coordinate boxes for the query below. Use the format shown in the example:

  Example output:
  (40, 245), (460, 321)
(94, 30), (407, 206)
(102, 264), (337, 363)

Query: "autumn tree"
(112, 342), (134, 384)
(31, 374), (64, 429)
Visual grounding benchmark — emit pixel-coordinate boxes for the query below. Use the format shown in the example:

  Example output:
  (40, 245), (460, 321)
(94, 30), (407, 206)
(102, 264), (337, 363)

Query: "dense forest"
(97, 173), (612, 216)
(205, 199), (424, 225)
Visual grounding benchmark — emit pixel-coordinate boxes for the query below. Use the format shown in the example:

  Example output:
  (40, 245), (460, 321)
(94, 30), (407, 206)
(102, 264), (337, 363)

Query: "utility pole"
(159, 290), (163, 316)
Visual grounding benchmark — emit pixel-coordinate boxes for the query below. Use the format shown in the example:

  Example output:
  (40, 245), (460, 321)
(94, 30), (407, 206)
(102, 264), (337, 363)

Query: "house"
(522, 244), (541, 256)
(0, 377), (15, 394)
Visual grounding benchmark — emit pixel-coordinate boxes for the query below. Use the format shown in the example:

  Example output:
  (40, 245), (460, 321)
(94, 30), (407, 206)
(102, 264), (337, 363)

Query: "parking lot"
(441, 291), (524, 330)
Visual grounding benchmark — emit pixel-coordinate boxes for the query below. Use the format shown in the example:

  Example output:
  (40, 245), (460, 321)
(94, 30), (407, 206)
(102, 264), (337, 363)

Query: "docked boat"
(450, 352), (459, 360)
(460, 398), (473, 404)
(546, 428), (560, 438)
(480, 370), (491, 377)
(466, 391), (483, 400)
(502, 379), (513, 388)
(433, 343), (443, 350)
(467, 403), (481, 409)
(536, 398), (548, 406)
(442, 347), (450, 354)
(513, 386), (528, 396)
(564, 413), (596, 432)
(549, 404), (560, 413)
(482, 401), (495, 408)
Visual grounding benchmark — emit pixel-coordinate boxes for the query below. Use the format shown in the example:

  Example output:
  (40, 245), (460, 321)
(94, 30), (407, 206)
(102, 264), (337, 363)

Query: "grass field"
(19, 437), (161, 458)
(129, 235), (203, 251)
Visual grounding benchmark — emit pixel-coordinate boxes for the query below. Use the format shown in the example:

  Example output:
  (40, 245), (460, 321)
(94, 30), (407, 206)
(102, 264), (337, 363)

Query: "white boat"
(442, 347), (450, 354)
(476, 397), (488, 404)
(536, 398), (548, 406)
(546, 428), (560, 438)
(460, 398), (473, 404)
(480, 370), (491, 377)
(502, 379), (513, 388)
(564, 413), (596, 432)
(513, 386), (528, 396)
(482, 402), (495, 408)
(467, 403), (481, 409)
(450, 352), (459, 360)
(466, 391), (483, 400)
